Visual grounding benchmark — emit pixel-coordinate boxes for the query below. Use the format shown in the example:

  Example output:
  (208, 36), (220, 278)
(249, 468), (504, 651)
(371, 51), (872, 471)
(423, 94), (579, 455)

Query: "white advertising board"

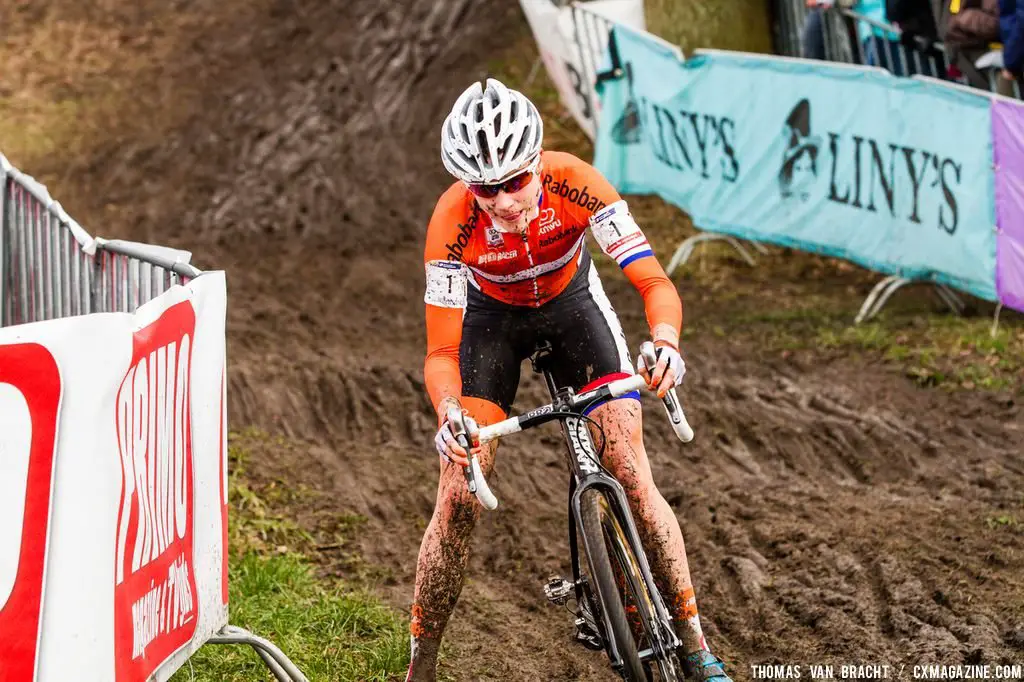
(518, 0), (646, 138)
(0, 272), (229, 682)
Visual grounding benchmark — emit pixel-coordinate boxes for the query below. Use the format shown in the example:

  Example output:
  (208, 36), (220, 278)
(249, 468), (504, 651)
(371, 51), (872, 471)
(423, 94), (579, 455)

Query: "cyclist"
(409, 78), (732, 682)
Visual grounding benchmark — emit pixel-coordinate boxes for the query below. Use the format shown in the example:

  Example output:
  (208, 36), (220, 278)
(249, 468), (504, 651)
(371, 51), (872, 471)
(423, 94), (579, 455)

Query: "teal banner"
(595, 34), (998, 301)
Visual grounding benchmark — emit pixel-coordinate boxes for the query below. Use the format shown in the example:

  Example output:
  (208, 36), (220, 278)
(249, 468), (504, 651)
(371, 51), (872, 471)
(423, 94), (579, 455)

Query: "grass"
(0, 3), (193, 165)
(985, 514), (1020, 531)
(816, 317), (1024, 391)
(984, 494), (1024, 533)
(169, 430), (409, 682)
(678, 251), (1024, 392)
(174, 553), (409, 682)
(0, 0), (264, 239)
(645, 0), (774, 54)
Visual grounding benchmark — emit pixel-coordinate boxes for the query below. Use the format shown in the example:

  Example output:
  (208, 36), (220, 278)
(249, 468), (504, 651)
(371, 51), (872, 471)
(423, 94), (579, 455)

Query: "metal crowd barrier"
(772, 1), (949, 77)
(563, 9), (774, 285)
(0, 153), (310, 681)
(831, 8), (949, 78)
(769, 0), (1020, 99)
(773, 0), (811, 58)
(0, 153), (202, 327)
(568, 2), (686, 137)
(976, 48), (1023, 99)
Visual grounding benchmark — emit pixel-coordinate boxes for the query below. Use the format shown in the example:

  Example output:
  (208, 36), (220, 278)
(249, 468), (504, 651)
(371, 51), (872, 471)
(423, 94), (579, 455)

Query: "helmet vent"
(440, 78), (544, 184)
(511, 134), (529, 163)
(476, 129), (491, 164)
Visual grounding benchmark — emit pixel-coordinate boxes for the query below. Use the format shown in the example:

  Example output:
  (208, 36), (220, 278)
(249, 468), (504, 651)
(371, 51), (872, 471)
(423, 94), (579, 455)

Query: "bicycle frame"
(531, 345), (681, 671)
(451, 340), (694, 674)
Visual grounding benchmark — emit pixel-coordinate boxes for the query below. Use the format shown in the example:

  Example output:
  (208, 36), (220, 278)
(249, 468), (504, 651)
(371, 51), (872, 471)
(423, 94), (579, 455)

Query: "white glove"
(433, 411), (479, 466)
(434, 420), (458, 464)
(637, 343), (686, 394)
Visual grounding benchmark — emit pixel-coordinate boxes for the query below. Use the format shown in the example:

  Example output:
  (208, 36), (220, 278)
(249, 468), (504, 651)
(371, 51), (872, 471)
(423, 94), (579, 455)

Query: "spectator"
(802, 1), (854, 60)
(888, 0), (949, 76)
(803, 0), (945, 75)
(803, 2), (829, 59)
(946, 0), (1000, 45)
(852, 0), (906, 72)
(889, 0), (942, 37)
(929, 0), (1001, 87)
(1000, 0), (1024, 80)
(802, 0), (904, 69)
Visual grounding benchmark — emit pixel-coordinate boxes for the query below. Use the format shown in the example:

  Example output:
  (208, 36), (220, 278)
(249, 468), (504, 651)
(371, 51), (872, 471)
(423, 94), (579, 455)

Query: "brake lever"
(639, 341), (695, 443)
(446, 406), (498, 509)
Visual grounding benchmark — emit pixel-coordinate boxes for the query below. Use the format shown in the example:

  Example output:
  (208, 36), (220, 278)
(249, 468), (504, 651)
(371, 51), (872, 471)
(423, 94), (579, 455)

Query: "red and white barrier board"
(0, 273), (229, 682)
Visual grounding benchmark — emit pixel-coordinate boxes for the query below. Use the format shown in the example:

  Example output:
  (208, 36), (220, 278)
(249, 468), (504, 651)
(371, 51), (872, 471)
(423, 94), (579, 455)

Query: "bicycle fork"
(543, 425), (680, 669)
(572, 474), (681, 661)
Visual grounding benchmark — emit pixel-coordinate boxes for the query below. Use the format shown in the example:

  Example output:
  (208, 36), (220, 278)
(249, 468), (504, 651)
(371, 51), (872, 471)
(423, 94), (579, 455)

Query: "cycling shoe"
(680, 650), (732, 682)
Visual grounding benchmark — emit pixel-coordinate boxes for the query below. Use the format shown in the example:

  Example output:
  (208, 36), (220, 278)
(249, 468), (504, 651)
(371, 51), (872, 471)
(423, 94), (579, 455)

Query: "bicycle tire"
(579, 488), (646, 681)
(601, 497), (683, 682)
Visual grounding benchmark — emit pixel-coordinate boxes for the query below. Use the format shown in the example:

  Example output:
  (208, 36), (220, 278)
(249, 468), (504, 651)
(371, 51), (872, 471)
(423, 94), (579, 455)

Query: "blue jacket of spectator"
(854, 0), (900, 41)
(1001, 0), (1024, 72)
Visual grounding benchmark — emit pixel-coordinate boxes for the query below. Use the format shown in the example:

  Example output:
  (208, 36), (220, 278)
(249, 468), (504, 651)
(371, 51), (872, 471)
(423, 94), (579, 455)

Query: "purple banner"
(993, 99), (1024, 313)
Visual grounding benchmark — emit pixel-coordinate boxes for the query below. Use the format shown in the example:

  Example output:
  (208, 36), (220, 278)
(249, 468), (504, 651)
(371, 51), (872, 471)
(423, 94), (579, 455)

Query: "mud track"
(53, 0), (1024, 678)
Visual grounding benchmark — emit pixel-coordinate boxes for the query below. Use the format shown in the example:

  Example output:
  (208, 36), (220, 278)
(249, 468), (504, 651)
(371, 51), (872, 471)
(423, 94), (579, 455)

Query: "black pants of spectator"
(802, 9), (827, 60)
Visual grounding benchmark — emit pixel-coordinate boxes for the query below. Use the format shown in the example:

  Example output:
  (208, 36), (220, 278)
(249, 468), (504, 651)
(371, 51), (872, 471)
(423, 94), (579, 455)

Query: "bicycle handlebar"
(477, 373), (647, 443)
(449, 342), (695, 510)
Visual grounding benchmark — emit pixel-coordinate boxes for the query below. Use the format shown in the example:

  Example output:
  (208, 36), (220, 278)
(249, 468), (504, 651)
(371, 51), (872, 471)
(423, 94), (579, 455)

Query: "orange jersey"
(425, 150), (620, 307)
(423, 151), (682, 416)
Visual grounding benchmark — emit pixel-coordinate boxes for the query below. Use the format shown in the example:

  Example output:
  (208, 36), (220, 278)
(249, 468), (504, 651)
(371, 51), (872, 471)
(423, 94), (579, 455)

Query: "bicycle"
(447, 341), (695, 681)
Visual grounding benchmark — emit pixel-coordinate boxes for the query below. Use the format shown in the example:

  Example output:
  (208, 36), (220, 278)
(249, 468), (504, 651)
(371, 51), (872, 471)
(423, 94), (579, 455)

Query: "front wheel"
(601, 496), (683, 682)
(579, 488), (646, 681)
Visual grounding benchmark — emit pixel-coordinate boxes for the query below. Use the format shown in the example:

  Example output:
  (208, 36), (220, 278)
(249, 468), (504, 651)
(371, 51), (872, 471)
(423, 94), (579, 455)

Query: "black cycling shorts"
(459, 250), (637, 415)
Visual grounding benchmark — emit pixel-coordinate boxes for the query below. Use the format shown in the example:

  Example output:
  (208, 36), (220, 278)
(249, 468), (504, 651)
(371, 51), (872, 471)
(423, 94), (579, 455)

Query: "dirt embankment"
(7, 0), (1023, 679)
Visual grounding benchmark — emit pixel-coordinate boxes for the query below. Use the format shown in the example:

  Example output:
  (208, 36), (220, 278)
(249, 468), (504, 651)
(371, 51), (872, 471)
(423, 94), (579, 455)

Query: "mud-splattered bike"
(446, 341), (694, 681)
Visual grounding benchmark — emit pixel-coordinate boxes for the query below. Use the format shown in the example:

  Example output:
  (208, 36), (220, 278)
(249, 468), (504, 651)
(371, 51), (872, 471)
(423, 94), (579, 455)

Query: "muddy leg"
(406, 443), (495, 682)
(590, 399), (710, 654)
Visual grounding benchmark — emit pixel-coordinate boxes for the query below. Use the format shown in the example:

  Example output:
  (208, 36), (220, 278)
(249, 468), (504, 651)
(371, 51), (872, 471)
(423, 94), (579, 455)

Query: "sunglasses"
(466, 157), (541, 199)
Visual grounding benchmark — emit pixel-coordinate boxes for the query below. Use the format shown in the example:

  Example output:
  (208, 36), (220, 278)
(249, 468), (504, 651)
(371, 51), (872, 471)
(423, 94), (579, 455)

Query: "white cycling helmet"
(441, 78), (543, 185)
